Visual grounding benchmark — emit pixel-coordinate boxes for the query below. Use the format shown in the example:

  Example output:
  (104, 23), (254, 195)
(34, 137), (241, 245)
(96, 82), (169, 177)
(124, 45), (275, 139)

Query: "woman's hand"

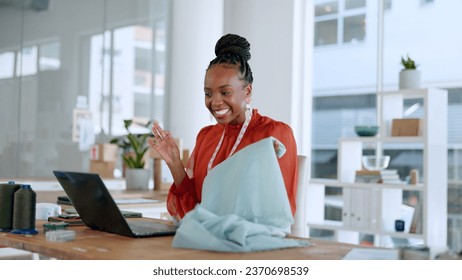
(148, 122), (186, 185)
(272, 138), (286, 158)
(273, 139), (280, 156)
(149, 122), (180, 165)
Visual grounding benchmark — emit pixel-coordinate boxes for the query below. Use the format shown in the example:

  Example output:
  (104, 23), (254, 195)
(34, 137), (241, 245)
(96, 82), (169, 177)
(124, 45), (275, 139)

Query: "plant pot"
(399, 69), (421, 89)
(122, 151), (150, 177)
(125, 168), (150, 190)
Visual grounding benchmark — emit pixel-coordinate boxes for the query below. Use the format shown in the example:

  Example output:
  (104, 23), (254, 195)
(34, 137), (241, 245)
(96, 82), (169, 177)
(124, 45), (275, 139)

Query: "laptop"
(52, 170), (177, 238)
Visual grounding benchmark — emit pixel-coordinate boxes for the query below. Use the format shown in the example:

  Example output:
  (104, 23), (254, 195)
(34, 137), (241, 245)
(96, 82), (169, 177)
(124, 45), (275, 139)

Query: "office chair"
(290, 155), (310, 238)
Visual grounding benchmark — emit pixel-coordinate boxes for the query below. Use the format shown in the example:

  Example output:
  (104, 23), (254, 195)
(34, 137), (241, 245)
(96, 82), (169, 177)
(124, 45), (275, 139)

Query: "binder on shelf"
(351, 189), (363, 229)
(342, 189), (351, 228)
(346, 188), (370, 230)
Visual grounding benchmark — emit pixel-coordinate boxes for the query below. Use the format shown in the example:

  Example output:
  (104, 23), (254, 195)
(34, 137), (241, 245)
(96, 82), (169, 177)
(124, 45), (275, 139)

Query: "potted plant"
(399, 54), (421, 89)
(110, 119), (152, 190)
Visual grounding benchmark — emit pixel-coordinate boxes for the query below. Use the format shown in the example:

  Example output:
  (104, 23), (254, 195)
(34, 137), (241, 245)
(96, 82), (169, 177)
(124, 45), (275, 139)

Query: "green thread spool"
(0, 181), (21, 232)
(11, 184), (38, 235)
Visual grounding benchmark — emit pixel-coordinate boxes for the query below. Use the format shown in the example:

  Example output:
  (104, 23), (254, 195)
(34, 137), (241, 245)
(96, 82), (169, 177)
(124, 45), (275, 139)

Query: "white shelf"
(307, 88), (448, 251)
(311, 178), (425, 191)
(340, 136), (424, 143)
(307, 221), (425, 239)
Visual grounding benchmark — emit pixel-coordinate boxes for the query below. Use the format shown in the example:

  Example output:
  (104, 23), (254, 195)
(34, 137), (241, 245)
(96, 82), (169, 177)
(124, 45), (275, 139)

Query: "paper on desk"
(172, 137), (310, 252)
(114, 198), (160, 204)
(343, 248), (400, 260)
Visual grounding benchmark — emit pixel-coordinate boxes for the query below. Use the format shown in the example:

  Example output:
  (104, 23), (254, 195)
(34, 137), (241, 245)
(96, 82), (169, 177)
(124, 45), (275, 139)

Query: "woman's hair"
(207, 34), (254, 85)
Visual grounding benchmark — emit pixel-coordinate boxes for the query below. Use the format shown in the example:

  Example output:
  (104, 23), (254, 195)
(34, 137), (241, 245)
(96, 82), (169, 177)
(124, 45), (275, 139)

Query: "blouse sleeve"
(166, 175), (198, 221)
(165, 127), (210, 220)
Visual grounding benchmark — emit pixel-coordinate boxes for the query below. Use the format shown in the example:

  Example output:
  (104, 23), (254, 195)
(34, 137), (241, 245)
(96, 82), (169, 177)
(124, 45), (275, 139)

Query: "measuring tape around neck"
(207, 108), (252, 173)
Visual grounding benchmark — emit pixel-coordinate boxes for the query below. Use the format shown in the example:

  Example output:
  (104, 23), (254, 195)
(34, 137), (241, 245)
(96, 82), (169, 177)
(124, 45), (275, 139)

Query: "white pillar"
(292, 0), (314, 163)
(167, 0), (224, 150)
(222, 0), (313, 158)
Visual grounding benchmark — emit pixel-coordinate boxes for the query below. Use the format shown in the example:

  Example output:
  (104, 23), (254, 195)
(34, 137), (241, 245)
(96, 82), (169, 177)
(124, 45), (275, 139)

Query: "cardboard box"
(391, 118), (422, 136)
(90, 144), (118, 162)
(89, 160), (115, 178)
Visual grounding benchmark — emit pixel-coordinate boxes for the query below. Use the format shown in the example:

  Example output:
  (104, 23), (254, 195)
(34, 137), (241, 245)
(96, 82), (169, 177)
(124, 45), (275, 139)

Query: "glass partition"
(0, 0), (171, 178)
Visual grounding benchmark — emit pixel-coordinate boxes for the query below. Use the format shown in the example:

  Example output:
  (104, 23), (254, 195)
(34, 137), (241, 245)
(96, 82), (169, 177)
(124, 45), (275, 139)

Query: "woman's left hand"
(273, 139), (280, 155)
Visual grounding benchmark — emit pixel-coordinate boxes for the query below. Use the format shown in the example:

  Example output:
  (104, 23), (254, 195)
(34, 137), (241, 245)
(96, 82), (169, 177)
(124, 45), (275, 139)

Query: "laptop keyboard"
(127, 220), (176, 236)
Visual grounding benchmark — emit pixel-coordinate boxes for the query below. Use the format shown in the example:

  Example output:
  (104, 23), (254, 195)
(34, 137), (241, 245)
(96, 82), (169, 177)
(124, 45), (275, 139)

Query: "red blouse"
(167, 109), (298, 220)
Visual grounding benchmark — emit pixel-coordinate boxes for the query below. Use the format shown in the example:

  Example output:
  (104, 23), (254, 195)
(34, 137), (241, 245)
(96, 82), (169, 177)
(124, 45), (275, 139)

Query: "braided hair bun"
(208, 34), (254, 84)
(214, 34), (251, 62)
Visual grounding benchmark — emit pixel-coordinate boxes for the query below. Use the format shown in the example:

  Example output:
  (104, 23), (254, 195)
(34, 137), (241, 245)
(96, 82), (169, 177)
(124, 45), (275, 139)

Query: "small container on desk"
(45, 230), (76, 242)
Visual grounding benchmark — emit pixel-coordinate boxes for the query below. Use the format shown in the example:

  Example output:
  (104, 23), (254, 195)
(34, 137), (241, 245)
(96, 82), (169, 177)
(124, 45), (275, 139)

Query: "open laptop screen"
(53, 170), (136, 236)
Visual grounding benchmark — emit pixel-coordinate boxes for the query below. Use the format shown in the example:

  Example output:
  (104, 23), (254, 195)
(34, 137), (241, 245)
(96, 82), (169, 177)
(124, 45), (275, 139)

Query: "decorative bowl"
(355, 125), (379, 137)
(362, 155), (390, 171)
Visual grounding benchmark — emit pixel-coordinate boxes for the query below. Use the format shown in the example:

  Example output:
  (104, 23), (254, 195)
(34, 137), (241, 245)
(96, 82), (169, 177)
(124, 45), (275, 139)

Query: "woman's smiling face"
(204, 65), (252, 125)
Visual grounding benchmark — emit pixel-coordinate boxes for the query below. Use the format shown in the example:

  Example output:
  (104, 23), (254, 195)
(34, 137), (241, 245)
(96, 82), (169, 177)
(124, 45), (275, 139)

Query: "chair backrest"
(290, 155), (309, 237)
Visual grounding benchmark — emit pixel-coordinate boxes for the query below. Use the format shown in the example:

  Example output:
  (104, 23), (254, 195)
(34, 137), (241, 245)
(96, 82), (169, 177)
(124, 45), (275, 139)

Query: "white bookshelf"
(307, 88), (448, 252)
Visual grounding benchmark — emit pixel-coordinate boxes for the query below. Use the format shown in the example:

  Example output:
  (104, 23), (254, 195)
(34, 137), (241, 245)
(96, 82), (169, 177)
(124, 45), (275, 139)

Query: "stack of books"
(355, 169), (402, 184)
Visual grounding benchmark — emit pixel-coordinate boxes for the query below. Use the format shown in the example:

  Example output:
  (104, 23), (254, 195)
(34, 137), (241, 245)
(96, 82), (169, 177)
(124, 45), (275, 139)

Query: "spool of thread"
(11, 184), (38, 235)
(0, 181), (21, 232)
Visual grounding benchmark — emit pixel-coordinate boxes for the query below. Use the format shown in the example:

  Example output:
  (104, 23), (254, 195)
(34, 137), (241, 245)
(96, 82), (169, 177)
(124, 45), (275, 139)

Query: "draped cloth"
(167, 109), (299, 221)
(172, 137), (310, 252)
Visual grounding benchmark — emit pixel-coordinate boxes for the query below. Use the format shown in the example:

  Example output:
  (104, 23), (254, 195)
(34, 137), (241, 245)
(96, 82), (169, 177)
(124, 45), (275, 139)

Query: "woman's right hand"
(148, 122), (186, 185)
(149, 122), (180, 165)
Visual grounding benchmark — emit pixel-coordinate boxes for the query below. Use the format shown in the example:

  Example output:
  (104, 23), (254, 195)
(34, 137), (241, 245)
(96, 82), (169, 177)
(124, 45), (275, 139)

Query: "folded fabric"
(172, 137), (310, 252)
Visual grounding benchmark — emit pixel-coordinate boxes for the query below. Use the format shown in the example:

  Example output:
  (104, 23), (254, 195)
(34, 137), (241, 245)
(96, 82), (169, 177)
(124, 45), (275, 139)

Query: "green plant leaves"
(123, 133), (150, 168)
(111, 119), (153, 169)
(401, 54), (418, 70)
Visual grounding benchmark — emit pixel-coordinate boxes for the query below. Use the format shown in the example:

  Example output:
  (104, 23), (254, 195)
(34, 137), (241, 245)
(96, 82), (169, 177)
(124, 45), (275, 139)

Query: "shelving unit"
(308, 88), (448, 251)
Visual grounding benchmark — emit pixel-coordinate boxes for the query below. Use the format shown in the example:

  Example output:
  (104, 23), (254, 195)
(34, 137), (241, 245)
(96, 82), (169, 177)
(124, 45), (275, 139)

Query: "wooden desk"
(0, 219), (360, 260)
(1, 189), (363, 259)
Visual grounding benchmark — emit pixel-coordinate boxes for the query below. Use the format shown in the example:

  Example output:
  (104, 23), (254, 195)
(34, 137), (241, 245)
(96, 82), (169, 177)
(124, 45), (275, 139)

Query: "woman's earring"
(245, 103), (252, 120)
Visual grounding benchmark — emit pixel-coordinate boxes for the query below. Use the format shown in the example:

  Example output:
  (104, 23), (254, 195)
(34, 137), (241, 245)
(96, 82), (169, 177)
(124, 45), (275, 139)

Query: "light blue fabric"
(172, 137), (310, 252)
